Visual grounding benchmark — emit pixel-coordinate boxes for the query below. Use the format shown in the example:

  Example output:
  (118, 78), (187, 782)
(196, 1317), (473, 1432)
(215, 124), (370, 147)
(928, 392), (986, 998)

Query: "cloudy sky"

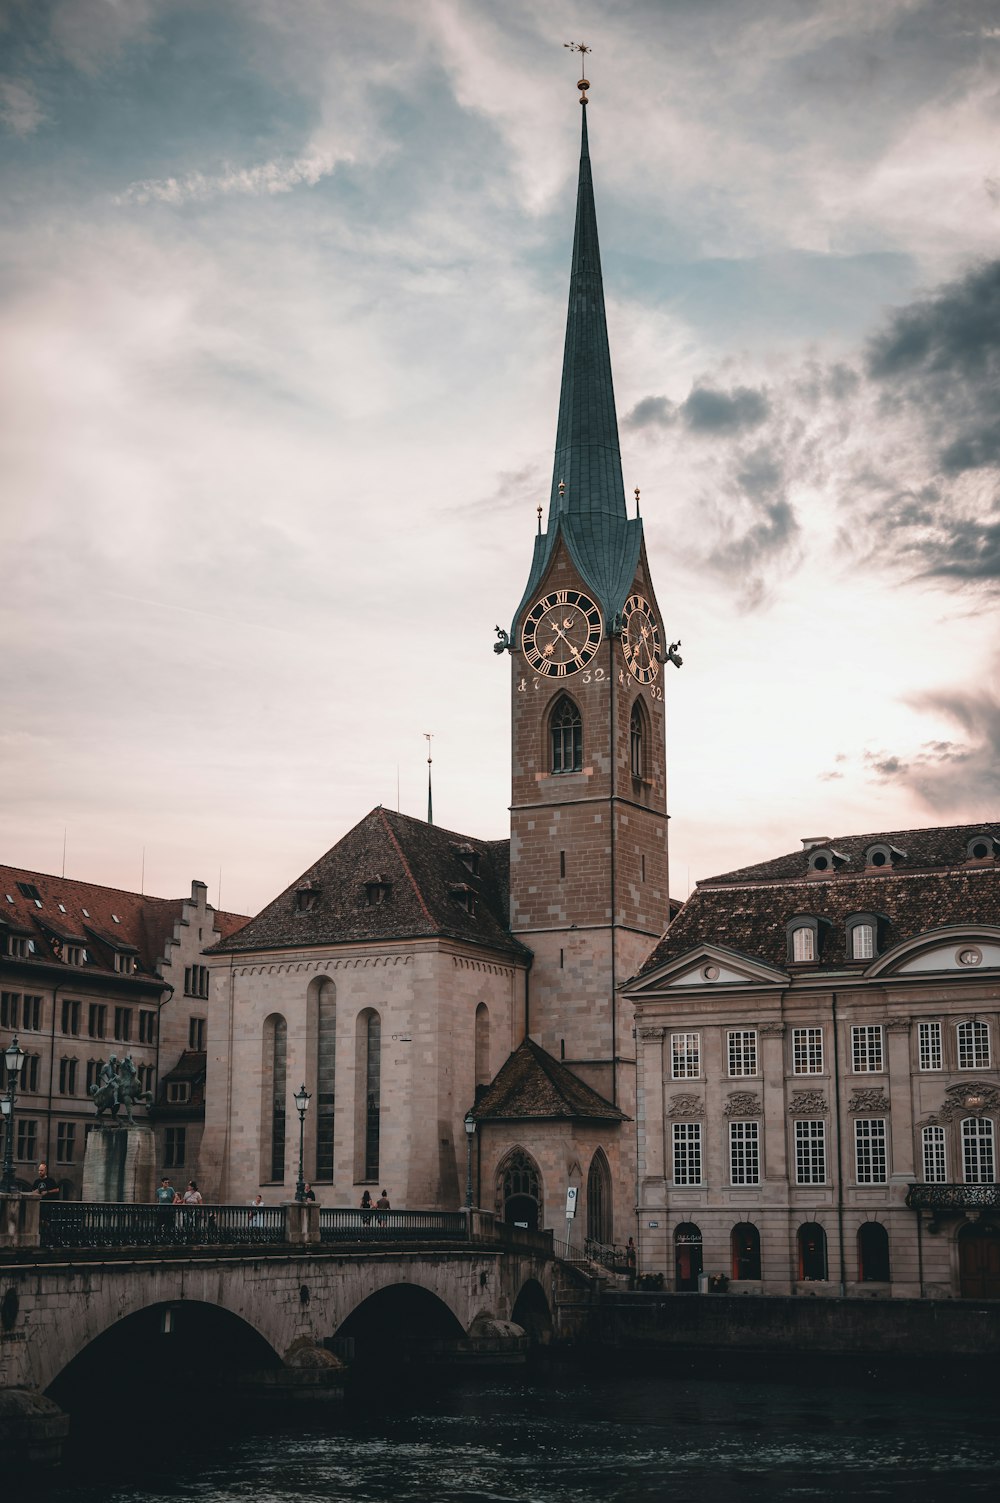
(1, 0), (998, 917)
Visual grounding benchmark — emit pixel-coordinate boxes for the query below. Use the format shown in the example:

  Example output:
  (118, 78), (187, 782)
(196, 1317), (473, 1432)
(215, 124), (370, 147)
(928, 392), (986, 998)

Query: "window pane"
(729, 1121), (760, 1185)
(671, 1033), (700, 1079)
(918, 1022), (942, 1071)
(851, 1026), (884, 1073)
(792, 1028), (823, 1075)
(673, 1123), (702, 1185)
(922, 1126), (947, 1182)
(795, 1120), (826, 1184)
(962, 1118), (995, 1183)
(855, 1118), (888, 1183)
(728, 1030), (757, 1077)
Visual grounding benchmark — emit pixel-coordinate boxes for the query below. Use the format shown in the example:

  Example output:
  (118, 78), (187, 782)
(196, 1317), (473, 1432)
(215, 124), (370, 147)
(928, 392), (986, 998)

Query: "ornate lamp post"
(464, 1110), (477, 1209)
(293, 1084), (311, 1203)
(1, 1035), (26, 1195)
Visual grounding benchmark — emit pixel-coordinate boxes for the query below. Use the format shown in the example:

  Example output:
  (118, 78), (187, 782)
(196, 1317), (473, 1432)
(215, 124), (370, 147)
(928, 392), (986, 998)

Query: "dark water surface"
(18, 1356), (1000, 1503)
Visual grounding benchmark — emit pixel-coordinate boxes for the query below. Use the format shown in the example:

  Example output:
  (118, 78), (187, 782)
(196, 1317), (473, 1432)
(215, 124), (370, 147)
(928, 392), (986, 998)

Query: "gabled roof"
(511, 99), (643, 629)
(0, 866), (247, 979)
(634, 822), (1000, 979)
(208, 808), (529, 959)
(472, 1037), (626, 1123)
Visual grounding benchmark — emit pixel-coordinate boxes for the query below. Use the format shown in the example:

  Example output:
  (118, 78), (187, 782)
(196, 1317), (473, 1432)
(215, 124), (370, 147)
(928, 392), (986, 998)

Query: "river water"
(19, 1355), (1000, 1503)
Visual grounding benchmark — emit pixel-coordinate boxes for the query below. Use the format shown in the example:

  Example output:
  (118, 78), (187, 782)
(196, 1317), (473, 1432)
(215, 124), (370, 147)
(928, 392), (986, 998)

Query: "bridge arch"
(511, 1277), (553, 1344)
(336, 1283), (465, 1349)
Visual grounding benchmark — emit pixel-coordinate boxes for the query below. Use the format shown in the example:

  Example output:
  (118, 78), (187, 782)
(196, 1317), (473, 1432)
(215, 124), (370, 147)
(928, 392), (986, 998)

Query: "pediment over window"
(868, 926), (1000, 978)
(624, 944), (787, 996)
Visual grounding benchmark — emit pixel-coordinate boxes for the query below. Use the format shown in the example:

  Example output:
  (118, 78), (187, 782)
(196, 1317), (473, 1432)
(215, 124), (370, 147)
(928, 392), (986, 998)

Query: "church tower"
(500, 77), (679, 1122)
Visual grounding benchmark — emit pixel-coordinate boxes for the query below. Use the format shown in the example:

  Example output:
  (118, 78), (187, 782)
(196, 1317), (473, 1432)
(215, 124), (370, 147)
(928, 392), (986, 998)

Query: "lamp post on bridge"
(1, 1035), (26, 1194)
(464, 1110), (476, 1210)
(293, 1083), (311, 1204)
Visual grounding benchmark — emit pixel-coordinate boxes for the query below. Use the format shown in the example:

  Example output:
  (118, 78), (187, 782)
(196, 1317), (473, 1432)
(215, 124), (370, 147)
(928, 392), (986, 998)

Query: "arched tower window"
(550, 696), (582, 774)
(629, 701), (645, 779)
(355, 1009), (381, 1182)
(498, 1147), (542, 1229)
(475, 1003), (490, 1092)
(586, 1149), (613, 1245)
(312, 978), (337, 1183)
(262, 1013), (287, 1183)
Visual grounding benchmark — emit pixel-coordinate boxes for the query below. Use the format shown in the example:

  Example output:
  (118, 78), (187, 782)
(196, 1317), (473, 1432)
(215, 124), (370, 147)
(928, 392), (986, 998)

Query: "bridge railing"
(318, 1208), (468, 1243)
(38, 1201), (287, 1250)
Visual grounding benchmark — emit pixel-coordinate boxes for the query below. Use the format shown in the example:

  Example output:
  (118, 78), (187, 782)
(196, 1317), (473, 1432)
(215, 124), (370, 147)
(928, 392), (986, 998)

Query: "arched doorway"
(857, 1222), (890, 1282)
(958, 1223), (1000, 1298)
(498, 1148), (542, 1230)
(731, 1222), (761, 1280)
(797, 1222), (828, 1281)
(674, 1222), (702, 1291)
(586, 1149), (613, 1245)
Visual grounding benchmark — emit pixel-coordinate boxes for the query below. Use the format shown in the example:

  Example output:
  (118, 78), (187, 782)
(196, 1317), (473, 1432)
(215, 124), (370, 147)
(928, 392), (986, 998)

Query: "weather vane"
(564, 41), (591, 103)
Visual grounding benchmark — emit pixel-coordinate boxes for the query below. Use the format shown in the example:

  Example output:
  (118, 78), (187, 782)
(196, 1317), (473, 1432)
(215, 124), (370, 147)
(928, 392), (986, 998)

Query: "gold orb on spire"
(563, 41), (592, 103)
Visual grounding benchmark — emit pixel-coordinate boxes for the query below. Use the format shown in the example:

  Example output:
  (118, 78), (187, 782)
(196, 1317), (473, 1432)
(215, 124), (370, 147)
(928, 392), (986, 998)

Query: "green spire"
(549, 102), (627, 529)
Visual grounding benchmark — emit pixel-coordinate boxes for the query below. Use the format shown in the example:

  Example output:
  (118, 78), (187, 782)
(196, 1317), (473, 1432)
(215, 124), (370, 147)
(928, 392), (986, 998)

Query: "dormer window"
(864, 843), (903, 870)
(167, 1081), (191, 1104)
(807, 847), (847, 875)
(847, 914), (878, 961)
(787, 915), (819, 964)
(450, 884), (478, 916)
(454, 843), (481, 877)
(966, 834), (998, 862)
(65, 945), (85, 966)
(115, 952), (136, 975)
(17, 882), (42, 902)
(4, 935), (29, 959)
(365, 877), (392, 907)
(295, 884), (320, 913)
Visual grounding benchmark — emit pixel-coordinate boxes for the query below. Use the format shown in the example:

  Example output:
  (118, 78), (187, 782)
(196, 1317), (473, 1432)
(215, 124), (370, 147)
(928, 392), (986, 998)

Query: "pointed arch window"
(498, 1147), (542, 1229)
(550, 696), (582, 774)
(630, 702), (644, 779)
(355, 1009), (381, 1182)
(475, 1002), (490, 1091)
(586, 1149), (613, 1245)
(262, 1014), (287, 1184)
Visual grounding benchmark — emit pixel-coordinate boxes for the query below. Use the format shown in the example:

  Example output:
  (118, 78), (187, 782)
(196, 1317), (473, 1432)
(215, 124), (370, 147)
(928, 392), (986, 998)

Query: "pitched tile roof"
(636, 821), (1000, 978)
(472, 1038), (626, 1123)
(0, 866), (247, 980)
(209, 808), (529, 959)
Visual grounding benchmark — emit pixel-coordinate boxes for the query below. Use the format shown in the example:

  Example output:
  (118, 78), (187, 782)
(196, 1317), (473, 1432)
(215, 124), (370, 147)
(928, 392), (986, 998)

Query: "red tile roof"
(472, 1038), (626, 1123)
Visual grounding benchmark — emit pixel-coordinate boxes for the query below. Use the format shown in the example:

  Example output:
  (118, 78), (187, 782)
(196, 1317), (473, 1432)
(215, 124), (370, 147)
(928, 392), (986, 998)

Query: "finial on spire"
(634, 487), (641, 516)
(537, 503), (543, 534)
(424, 733), (433, 824)
(564, 41), (591, 103)
(558, 478), (566, 509)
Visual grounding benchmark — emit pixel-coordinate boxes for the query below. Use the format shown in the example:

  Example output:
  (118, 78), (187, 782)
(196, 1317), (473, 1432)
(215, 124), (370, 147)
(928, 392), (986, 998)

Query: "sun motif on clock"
(521, 589), (603, 676)
(620, 593), (662, 683)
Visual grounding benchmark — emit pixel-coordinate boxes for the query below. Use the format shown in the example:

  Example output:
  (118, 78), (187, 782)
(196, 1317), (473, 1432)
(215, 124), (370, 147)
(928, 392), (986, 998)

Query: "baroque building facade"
(624, 824), (1000, 1299)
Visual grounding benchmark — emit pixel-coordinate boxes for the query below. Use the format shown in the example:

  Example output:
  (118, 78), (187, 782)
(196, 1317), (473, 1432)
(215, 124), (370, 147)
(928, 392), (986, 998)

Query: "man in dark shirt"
(30, 1162), (59, 1198)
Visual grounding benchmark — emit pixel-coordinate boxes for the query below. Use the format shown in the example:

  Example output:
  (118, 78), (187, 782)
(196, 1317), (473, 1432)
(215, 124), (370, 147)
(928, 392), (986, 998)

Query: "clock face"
(621, 593), (662, 683)
(521, 589), (603, 676)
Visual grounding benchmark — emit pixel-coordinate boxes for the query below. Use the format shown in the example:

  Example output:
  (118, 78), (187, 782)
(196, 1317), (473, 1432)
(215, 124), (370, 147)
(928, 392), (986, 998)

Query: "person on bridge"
(30, 1163), (60, 1198)
(360, 1190), (373, 1227)
(375, 1189), (391, 1227)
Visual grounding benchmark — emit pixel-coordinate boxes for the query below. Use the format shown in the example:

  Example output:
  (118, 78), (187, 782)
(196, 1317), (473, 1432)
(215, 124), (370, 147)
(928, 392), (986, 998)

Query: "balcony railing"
(39, 1201), (287, 1250)
(318, 1208), (468, 1243)
(906, 1182), (1000, 1211)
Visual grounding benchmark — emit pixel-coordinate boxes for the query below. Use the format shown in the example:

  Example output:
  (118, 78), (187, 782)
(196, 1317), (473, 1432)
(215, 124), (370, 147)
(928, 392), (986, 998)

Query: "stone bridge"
(0, 1199), (557, 1460)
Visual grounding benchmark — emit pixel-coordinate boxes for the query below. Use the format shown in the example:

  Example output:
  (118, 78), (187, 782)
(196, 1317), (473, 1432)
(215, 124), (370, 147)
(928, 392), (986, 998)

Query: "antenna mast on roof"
(62, 827), (67, 879)
(424, 733), (433, 825)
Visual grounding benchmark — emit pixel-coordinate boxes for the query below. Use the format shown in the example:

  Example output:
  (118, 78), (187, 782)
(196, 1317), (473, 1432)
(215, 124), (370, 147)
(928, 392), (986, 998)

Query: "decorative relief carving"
(452, 957), (513, 975)
(788, 1090), (828, 1116)
(724, 1091), (762, 1117)
(759, 1022), (786, 1037)
(849, 1089), (891, 1113)
(667, 1094), (705, 1119)
(935, 1082), (1000, 1122)
(886, 1016), (912, 1032)
(639, 1027), (667, 1042)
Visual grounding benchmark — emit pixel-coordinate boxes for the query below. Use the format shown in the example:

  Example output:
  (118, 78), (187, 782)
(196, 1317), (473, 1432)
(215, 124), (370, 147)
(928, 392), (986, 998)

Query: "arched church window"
(586, 1149), (613, 1245)
(262, 1013), (287, 1183)
(629, 701), (644, 778)
(550, 696), (582, 774)
(312, 978), (336, 1183)
(498, 1147), (542, 1229)
(355, 1009), (381, 1182)
(475, 1003), (490, 1091)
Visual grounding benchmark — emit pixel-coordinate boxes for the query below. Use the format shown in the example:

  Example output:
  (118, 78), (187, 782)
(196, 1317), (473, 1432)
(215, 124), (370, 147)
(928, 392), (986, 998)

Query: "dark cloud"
(625, 395), (676, 430)
(681, 383), (769, 433)
(860, 686), (1000, 809)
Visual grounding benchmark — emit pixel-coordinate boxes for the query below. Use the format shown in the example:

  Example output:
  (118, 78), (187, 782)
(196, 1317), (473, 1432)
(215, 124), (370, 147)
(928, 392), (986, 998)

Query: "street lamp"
(293, 1084), (311, 1203)
(1, 1036), (26, 1195)
(464, 1110), (477, 1209)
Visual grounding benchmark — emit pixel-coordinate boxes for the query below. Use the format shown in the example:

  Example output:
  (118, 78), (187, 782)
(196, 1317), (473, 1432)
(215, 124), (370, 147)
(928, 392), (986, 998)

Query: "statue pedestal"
(82, 1126), (156, 1203)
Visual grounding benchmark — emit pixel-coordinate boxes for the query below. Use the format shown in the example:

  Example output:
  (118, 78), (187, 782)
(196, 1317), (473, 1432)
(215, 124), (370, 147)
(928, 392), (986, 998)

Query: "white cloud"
(114, 146), (350, 206)
(0, 76), (45, 136)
